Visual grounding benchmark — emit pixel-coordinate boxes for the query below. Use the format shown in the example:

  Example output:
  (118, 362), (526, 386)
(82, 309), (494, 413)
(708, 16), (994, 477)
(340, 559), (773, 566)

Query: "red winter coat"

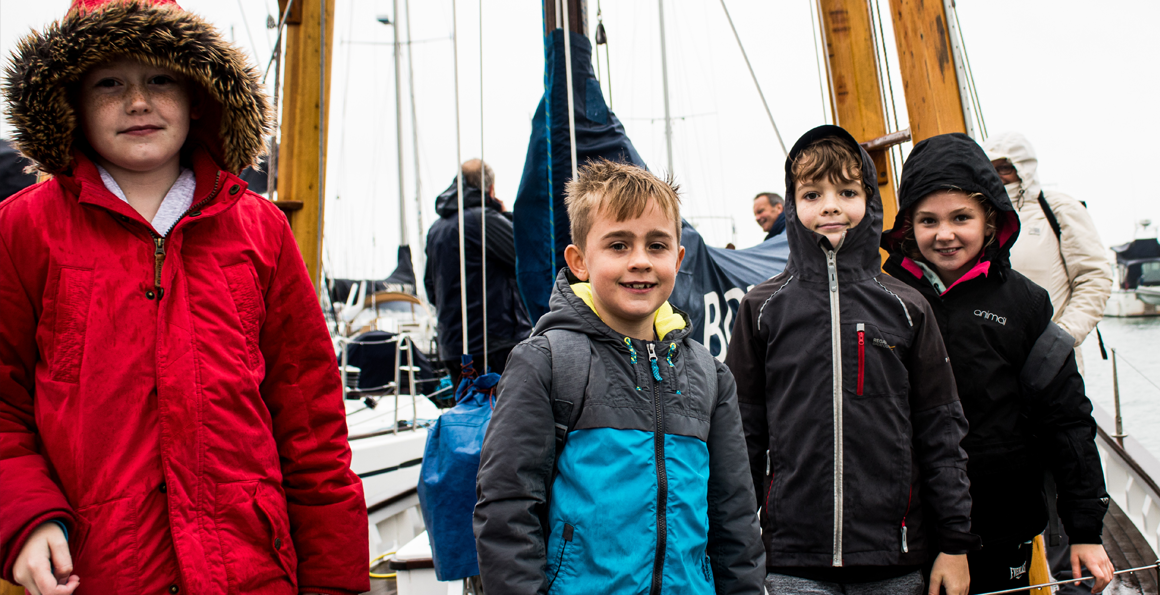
(0, 2), (369, 594)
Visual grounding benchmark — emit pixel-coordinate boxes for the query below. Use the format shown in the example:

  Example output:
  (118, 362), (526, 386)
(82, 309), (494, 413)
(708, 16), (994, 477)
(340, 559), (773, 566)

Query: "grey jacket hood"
(982, 131), (1042, 208)
(783, 125), (884, 283)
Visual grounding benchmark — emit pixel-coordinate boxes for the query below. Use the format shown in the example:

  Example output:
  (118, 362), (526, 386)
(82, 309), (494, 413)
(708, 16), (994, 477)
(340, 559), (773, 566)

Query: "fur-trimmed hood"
(3, 0), (270, 175)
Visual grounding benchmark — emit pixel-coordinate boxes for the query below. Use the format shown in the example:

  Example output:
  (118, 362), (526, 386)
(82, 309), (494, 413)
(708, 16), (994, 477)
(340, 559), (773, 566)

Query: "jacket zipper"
(900, 486), (913, 553)
(646, 342), (667, 595)
(147, 173), (222, 300)
(547, 522), (574, 591)
(856, 323), (865, 396)
(826, 248), (844, 567)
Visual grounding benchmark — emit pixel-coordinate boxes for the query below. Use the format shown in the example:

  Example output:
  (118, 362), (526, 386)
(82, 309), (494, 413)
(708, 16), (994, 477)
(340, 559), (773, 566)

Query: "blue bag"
(417, 356), (499, 581)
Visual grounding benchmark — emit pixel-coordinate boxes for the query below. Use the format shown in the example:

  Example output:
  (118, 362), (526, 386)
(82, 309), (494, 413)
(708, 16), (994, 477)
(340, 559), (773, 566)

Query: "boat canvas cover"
(675, 224), (788, 360)
(513, 29), (646, 321)
(513, 29), (786, 348)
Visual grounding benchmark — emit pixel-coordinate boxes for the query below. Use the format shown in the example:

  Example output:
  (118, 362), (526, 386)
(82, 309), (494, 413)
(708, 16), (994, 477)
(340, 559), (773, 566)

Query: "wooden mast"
(816, 0), (900, 232)
(275, 0), (337, 291)
(887, 0), (968, 142)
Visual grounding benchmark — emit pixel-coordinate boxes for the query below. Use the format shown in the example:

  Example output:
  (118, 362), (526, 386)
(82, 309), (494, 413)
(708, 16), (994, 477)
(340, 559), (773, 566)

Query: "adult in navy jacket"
(425, 159), (532, 382)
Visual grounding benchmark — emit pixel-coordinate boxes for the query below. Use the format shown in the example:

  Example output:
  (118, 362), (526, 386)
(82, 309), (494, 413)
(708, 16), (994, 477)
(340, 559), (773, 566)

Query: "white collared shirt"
(97, 165), (196, 237)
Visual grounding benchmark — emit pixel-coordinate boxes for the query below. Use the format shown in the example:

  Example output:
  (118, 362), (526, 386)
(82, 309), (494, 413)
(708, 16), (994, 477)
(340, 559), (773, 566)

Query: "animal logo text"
(974, 310), (1007, 325)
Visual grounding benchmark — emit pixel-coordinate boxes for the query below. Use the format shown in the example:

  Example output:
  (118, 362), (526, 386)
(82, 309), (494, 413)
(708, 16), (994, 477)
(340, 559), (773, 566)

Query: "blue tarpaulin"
(417, 371), (500, 580)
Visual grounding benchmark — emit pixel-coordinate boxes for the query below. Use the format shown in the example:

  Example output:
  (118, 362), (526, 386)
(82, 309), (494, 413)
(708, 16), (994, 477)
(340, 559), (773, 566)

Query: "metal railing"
(338, 332), (425, 436)
(974, 560), (1158, 595)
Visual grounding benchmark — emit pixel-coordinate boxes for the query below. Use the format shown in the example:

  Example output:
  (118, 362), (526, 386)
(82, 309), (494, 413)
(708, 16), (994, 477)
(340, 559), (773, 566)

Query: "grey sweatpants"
(764, 570), (925, 595)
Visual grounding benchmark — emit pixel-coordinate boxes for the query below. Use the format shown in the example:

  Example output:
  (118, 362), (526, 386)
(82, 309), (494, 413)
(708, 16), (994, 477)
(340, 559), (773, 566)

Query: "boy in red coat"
(0, 1), (369, 594)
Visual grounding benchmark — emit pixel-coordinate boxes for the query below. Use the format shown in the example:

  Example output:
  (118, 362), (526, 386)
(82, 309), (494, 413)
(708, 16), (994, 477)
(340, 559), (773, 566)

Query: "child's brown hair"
(790, 137), (869, 193)
(565, 159), (682, 251)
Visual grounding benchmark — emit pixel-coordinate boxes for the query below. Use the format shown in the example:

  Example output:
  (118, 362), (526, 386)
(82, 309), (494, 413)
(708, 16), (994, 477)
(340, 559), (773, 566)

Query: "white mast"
(657, 0), (674, 175)
(392, 0), (408, 246)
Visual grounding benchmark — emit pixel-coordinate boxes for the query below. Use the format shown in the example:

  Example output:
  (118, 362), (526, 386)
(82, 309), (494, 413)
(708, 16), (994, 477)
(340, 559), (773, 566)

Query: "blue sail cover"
(513, 29), (646, 321)
(675, 225), (788, 360)
(512, 27), (788, 351)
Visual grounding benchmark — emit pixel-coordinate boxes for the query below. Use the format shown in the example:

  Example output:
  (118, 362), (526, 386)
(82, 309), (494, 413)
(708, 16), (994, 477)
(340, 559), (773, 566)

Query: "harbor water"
(1081, 316), (1160, 456)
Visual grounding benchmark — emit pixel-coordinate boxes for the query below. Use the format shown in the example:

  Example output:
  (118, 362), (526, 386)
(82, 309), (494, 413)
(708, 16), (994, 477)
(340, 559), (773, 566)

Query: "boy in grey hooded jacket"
(474, 161), (764, 595)
(727, 126), (979, 595)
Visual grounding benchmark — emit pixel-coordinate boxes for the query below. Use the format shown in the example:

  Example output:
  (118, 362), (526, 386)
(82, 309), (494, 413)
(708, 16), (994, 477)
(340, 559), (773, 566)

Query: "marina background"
(2, 1), (1160, 280)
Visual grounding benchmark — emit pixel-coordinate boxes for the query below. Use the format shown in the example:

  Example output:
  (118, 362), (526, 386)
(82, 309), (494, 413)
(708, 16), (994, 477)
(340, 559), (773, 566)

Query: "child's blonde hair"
(790, 137), (868, 192)
(565, 159), (681, 251)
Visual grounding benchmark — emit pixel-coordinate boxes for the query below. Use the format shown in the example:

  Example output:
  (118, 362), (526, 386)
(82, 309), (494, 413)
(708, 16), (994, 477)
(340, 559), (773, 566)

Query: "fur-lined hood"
(3, 0), (270, 175)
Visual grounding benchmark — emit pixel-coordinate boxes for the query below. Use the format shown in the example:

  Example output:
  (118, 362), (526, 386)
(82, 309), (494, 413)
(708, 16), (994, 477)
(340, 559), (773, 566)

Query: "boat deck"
(1105, 498), (1159, 594)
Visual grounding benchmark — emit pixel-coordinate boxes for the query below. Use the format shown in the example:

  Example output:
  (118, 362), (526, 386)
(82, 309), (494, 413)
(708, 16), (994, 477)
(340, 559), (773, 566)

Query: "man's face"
(78, 58), (196, 177)
(564, 199), (685, 339)
(991, 159), (1020, 185)
(753, 195), (783, 233)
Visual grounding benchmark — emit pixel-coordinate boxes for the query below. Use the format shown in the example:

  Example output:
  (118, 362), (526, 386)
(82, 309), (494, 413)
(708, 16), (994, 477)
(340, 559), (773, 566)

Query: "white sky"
(2, 1), (1157, 279)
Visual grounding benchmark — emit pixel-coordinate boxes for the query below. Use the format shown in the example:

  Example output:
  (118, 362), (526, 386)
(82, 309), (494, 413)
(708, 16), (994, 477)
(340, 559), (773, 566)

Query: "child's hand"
(1071, 543), (1114, 593)
(12, 522), (79, 595)
(928, 552), (969, 595)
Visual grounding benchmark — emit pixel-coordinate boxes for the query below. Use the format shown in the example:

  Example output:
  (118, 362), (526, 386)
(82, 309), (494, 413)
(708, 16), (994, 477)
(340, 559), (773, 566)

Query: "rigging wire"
(813, 0), (838, 127)
(561, 0), (579, 181)
(594, 0), (612, 110)
(870, 0), (904, 190)
(263, 0), (296, 84)
(451, 0), (469, 357)
(479, 0), (489, 369)
(717, 0), (787, 157)
(234, 0), (266, 59)
(951, 5), (988, 139)
(807, 0), (829, 125)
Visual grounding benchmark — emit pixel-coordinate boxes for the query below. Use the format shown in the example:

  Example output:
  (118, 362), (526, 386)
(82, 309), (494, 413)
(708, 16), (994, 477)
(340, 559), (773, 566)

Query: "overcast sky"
(3, 1), (1157, 280)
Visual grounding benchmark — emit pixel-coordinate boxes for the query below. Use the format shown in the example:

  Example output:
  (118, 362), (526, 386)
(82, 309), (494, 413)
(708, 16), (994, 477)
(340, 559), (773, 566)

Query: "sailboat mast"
(275, 0), (337, 291)
(657, 0), (674, 175)
(404, 0), (425, 258)
(393, 0), (408, 245)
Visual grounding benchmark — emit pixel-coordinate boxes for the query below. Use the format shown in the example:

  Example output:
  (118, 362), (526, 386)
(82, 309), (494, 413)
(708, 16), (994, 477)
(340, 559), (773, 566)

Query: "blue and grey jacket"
(474, 269), (765, 594)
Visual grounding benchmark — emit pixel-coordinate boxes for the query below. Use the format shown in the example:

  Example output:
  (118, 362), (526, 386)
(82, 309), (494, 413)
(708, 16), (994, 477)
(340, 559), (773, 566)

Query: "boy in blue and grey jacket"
(474, 159), (765, 594)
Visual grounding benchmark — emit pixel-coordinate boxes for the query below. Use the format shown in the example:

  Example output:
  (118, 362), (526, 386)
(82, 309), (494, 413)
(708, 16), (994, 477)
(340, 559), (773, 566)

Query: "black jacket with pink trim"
(882, 133), (1108, 545)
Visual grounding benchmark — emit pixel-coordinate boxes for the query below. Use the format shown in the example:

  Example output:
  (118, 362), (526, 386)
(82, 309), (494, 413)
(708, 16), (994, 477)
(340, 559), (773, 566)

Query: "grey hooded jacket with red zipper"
(726, 126), (979, 573)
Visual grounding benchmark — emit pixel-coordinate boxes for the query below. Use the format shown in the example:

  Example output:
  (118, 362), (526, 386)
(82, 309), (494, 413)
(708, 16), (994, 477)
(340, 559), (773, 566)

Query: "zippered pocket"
(856, 323), (865, 396)
(546, 522), (575, 593)
(842, 322), (907, 399)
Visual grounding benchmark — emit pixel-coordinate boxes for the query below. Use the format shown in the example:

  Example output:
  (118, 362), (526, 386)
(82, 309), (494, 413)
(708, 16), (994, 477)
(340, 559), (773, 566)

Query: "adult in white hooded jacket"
(983, 132), (1111, 373)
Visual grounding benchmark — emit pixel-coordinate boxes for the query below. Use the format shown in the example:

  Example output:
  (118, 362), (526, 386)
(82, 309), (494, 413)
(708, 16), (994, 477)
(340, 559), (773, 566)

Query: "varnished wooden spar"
(887, 0), (969, 142)
(816, 0), (901, 235)
(275, 0), (337, 291)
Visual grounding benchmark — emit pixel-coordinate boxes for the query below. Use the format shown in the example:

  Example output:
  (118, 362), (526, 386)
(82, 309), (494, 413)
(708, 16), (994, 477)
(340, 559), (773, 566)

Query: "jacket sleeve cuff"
(1065, 529), (1104, 545)
(2, 511), (75, 582)
(938, 528), (982, 555)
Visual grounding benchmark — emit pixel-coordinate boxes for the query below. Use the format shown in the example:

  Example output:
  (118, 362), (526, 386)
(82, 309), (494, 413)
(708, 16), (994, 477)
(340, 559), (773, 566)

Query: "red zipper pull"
(856, 323), (865, 396)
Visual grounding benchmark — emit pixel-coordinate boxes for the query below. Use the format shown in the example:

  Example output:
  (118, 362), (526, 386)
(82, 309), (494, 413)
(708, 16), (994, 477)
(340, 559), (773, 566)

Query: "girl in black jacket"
(882, 133), (1113, 594)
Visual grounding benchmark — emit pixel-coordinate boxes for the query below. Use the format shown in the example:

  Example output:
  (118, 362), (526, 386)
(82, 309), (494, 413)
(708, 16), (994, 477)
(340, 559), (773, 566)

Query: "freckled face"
(912, 190), (991, 286)
(77, 59), (196, 176)
(794, 174), (867, 248)
(564, 200), (685, 339)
